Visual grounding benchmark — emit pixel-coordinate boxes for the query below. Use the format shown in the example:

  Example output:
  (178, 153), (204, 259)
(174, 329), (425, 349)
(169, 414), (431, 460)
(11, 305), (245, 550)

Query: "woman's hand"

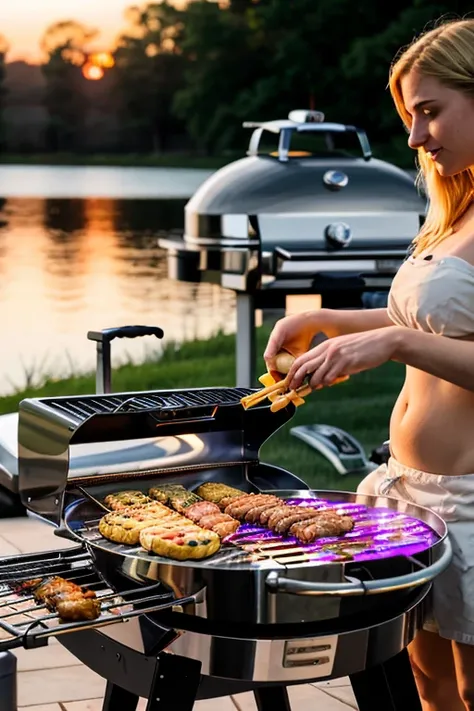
(264, 310), (335, 378)
(286, 326), (402, 390)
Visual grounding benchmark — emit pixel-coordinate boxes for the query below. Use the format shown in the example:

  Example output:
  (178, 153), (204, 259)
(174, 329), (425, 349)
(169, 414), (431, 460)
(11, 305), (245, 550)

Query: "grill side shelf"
(0, 548), (190, 650)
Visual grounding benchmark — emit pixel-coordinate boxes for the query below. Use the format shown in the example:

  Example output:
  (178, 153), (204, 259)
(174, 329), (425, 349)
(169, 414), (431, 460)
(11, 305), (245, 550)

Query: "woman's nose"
(408, 119), (429, 150)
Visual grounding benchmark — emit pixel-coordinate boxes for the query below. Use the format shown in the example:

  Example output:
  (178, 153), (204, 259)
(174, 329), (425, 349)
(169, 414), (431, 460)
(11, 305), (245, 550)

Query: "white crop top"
(387, 255), (474, 337)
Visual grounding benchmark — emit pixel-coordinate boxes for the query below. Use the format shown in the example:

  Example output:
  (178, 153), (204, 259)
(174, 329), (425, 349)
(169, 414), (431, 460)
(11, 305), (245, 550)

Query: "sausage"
(55, 597), (101, 621)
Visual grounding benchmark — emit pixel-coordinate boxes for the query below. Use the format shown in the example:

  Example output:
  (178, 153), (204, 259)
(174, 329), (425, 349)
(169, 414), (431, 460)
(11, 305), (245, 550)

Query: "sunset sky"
(0, 0), (186, 63)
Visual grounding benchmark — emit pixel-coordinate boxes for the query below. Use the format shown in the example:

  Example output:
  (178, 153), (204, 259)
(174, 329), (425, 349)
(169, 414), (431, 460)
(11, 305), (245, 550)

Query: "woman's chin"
(435, 160), (472, 177)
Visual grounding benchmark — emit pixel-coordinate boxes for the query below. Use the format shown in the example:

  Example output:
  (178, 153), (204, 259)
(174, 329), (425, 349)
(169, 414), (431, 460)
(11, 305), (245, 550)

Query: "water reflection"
(0, 197), (235, 394)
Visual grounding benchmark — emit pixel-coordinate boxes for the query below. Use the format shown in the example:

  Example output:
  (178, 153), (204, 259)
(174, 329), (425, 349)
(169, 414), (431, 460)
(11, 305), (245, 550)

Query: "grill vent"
(43, 388), (254, 422)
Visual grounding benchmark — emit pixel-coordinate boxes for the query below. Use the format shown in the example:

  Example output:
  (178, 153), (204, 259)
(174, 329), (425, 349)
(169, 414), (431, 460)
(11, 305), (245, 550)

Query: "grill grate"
(69, 498), (440, 570)
(0, 548), (193, 650)
(42, 388), (254, 422)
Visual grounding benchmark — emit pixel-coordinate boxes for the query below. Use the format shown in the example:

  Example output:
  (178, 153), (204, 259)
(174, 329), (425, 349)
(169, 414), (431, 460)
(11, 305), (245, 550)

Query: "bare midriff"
(390, 364), (474, 475)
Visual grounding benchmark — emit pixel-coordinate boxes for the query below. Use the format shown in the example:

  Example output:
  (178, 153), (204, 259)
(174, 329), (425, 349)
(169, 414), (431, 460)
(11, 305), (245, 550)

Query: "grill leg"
(236, 293), (256, 388)
(349, 649), (422, 711)
(253, 686), (291, 711)
(145, 653), (202, 711)
(102, 681), (138, 711)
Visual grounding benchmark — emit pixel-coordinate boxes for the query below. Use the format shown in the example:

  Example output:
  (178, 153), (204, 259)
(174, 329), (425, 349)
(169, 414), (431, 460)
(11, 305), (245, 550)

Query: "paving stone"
(0, 536), (21, 556)
(18, 666), (106, 706)
(14, 642), (79, 672)
(0, 516), (79, 555)
(315, 684), (358, 709)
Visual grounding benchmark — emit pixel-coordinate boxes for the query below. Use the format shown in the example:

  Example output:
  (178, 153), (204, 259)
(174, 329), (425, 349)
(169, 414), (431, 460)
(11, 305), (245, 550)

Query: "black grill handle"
(87, 325), (165, 394)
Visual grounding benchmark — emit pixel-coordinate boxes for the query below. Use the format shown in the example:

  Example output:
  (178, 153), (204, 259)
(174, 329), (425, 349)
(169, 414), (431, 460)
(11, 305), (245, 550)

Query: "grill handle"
(87, 326), (164, 394)
(266, 536), (452, 597)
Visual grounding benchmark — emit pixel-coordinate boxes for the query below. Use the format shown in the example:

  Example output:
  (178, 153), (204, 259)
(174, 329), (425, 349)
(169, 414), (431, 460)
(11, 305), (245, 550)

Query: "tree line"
(0, 0), (473, 161)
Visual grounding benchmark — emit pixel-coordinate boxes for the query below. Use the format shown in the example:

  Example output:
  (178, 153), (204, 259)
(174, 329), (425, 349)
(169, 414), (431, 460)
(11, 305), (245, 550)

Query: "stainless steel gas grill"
(0, 386), (452, 711)
(159, 110), (427, 386)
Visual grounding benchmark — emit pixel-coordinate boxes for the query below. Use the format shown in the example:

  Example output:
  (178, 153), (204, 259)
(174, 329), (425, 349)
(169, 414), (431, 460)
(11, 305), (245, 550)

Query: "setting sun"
(82, 62), (104, 81)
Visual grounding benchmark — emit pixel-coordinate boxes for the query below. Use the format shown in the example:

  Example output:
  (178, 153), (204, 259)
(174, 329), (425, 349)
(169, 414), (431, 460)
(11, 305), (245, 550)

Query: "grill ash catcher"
(0, 326), (452, 711)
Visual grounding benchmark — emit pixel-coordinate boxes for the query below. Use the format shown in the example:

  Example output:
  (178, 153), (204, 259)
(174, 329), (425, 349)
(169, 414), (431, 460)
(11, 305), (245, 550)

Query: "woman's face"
(400, 69), (474, 176)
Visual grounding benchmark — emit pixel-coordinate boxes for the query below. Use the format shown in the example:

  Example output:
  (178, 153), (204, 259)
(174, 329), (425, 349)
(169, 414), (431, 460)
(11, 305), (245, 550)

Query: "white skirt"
(357, 456), (474, 645)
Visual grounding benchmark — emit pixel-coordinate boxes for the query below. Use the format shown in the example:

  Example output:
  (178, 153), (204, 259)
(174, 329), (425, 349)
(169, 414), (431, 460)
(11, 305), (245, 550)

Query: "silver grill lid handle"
(266, 535), (452, 597)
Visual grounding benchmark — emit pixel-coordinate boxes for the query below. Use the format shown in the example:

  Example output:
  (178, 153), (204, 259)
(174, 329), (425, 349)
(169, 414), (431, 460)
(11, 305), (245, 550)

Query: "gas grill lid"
(18, 387), (294, 523)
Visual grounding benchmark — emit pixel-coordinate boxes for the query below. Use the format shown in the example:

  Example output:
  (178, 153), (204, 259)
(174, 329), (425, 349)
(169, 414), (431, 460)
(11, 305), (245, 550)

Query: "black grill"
(42, 388), (254, 422)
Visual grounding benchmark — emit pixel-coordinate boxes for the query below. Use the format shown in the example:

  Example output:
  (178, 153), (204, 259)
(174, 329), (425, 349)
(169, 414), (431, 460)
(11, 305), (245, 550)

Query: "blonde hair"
(389, 18), (474, 255)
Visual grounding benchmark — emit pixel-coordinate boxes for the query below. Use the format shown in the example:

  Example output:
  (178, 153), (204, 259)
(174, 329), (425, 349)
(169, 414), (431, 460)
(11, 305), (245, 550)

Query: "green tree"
(338, 1), (474, 150)
(172, 0), (260, 153)
(41, 20), (98, 151)
(113, 2), (187, 152)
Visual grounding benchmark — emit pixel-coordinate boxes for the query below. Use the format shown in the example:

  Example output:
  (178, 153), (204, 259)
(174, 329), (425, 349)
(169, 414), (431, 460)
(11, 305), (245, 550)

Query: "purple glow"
(225, 497), (439, 564)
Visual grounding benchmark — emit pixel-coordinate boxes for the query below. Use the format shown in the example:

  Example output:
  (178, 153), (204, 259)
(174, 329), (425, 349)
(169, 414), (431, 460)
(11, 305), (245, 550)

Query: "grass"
(0, 327), (404, 492)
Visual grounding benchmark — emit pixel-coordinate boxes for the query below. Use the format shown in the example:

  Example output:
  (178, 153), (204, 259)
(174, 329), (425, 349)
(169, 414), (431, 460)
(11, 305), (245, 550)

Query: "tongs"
(241, 339), (348, 413)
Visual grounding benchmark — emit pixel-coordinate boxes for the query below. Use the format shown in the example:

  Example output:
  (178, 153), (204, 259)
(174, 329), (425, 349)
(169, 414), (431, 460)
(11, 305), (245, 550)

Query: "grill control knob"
(325, 222), (352, 248)
(323, 170), (349, 190)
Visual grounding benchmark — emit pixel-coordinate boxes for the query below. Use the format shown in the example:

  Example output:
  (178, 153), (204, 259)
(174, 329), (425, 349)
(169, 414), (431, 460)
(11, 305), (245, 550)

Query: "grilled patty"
(195, 482), (245, 507)
(104, 490), (152, 511)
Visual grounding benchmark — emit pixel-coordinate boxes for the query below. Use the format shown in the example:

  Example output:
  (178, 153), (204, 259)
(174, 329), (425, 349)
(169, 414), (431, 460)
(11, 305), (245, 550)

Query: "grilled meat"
(14, 578), (43, 593)
(195, 483), (245, 508)
(55, 596), (101, 622)
(266, 506), (298, 529)
(149, 485), (201, 512)
(103, 491), (152, 511)
(44, 588), (96, 612)
(34, 577), (82, 603)
(180, 501), (240, 537)
(148, 484), (186, 505)
(220, 493), (254, 510)
(289, 512), (355, 543)
(225, 495), (280, 519)
(198, 513), (240, 535)
(260, 504), (288, 525)
(244, 502), (281, 524)
(272, 509), (325, 534)
(33, 577), (102, 621)
(212, 519), (241, 537)
(185, 500), (221, 523)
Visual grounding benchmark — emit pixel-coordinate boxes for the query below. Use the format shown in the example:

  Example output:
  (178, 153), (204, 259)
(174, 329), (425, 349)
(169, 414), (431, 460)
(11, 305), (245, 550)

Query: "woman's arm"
(286, 325), (474, 391)
(321, 307), (393, 338)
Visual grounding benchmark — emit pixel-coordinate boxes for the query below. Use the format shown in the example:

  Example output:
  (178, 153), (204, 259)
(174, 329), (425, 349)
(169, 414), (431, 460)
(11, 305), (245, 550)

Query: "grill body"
(2, 384), (452, 709)
(160, 113), (425, 297)
(158, 112), (426, 386)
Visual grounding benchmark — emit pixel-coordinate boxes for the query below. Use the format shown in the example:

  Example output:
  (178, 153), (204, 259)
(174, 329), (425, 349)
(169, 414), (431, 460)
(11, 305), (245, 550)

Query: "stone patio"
(0, 516), (358, 710)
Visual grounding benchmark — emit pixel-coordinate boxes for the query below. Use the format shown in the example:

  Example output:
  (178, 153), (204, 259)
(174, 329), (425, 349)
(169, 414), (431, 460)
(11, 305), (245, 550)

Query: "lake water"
(0, 166), (237, 395)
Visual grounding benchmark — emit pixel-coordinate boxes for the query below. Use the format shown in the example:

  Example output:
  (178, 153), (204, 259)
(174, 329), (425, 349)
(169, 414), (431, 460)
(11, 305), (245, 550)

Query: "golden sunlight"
(82, 62), (104, 80)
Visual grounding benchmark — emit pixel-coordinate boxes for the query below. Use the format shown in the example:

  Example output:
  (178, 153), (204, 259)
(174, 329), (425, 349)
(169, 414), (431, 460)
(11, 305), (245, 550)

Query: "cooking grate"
(0, 548), (194, 650)
(42, 388), (254, 422)
(68, 497), (440, 570)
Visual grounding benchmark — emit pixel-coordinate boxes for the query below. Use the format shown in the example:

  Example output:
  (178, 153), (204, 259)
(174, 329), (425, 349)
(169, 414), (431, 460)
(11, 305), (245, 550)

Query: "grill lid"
(18, 387), (295, 524)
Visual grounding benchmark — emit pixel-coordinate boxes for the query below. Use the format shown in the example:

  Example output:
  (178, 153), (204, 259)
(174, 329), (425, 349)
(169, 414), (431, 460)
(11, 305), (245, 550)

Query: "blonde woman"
(264, 18), (474, 711)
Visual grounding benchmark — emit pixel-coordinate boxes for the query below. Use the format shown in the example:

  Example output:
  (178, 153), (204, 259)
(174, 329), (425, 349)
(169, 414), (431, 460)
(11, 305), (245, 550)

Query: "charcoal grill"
(159, 110), (426, 386)
(0, 380), (451, 711)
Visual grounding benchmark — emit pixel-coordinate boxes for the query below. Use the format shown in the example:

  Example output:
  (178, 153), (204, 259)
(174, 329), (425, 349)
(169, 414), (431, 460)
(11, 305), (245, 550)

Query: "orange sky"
(0, 0), (188, 63)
